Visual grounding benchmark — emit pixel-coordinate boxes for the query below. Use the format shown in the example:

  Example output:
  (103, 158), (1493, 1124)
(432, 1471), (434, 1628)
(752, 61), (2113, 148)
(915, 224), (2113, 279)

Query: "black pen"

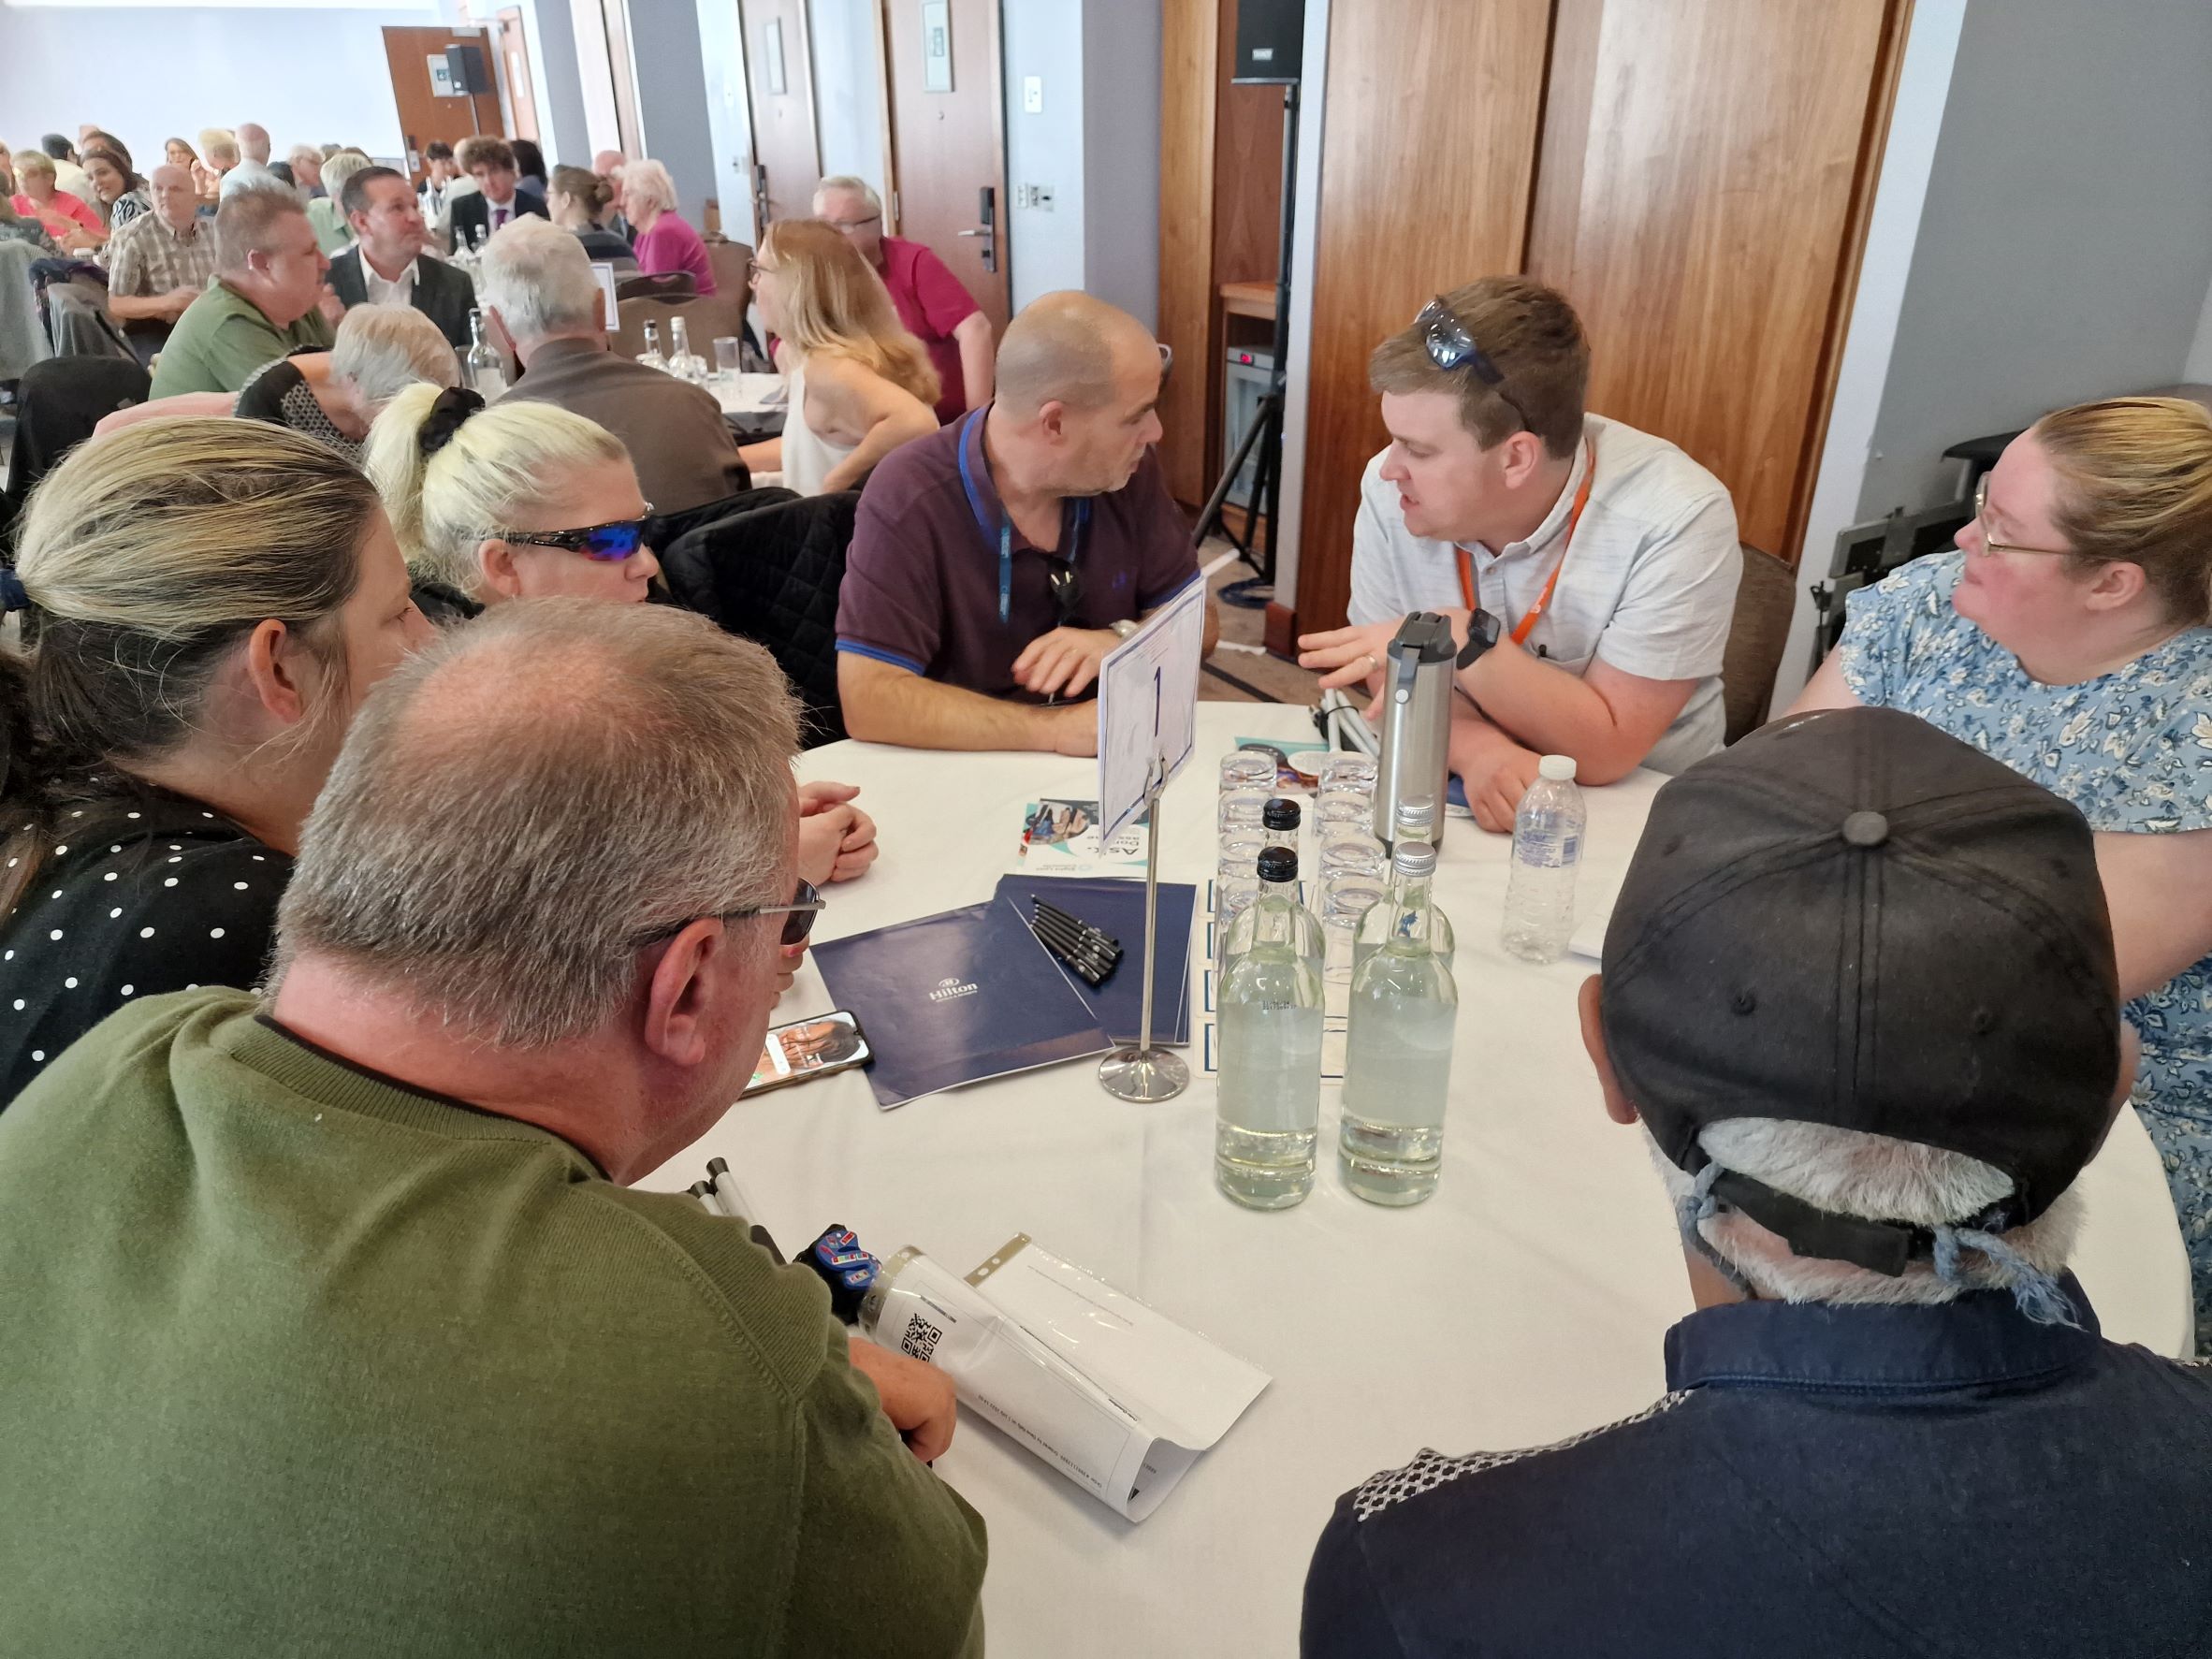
(1031, 907), (1118, 963)
(1031, 896), (1121, 955)
(1029, 916), (1115, 983)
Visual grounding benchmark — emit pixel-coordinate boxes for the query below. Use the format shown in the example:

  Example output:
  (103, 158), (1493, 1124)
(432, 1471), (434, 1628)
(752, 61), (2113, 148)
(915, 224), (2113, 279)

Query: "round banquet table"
(639, 703), (2192, 1656)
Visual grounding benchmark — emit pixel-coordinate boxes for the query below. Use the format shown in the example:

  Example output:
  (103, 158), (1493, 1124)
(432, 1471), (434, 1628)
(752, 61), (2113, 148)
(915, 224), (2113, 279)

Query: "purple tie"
(494, 205), (510, 229)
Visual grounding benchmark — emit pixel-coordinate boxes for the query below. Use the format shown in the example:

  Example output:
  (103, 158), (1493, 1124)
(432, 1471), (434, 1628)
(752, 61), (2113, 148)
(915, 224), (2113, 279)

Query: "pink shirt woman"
(619, 159), (716, 297)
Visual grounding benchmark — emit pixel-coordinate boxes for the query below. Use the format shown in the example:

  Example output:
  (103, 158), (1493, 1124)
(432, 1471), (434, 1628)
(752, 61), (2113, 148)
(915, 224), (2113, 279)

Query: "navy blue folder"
(812, 896), (1114, 1110)
(992, 877), (1196, 1047)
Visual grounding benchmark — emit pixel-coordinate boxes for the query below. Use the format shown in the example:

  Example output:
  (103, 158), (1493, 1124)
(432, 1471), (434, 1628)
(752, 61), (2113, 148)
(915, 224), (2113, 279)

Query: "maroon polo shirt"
(836, 410), (1200, 702)
(878, 236), (981, 424)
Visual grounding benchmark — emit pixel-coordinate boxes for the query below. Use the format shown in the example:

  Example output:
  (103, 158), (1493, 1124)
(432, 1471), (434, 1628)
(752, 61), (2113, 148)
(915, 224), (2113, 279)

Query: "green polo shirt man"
(0, 603), (988, 1657)
(150, 182), (336, 397)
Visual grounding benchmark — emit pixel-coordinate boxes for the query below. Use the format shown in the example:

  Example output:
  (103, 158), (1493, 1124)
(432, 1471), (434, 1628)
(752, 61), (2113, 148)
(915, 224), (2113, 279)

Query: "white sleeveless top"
(779, 359), (859, 496)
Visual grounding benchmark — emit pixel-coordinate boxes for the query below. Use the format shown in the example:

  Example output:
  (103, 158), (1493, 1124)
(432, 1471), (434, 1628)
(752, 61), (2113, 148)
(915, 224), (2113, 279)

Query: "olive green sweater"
(0, 992), (986, 1657)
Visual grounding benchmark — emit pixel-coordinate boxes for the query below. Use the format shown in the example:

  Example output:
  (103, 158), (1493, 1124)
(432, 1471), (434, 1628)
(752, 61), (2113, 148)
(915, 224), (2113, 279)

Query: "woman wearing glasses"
(1794, 394), (2212, 1352)
(364, 386), (879, 887)
(742, 218), (940, 497)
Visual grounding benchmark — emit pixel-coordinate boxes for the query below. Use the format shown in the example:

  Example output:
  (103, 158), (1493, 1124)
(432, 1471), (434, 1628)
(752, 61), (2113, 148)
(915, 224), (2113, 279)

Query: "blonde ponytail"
(364, 385), (629, 597)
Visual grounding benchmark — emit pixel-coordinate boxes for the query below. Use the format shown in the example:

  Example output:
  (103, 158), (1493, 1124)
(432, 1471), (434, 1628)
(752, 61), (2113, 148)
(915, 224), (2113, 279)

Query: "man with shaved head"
(836, 290), (1215, 752)
(105, 162), (218, 357)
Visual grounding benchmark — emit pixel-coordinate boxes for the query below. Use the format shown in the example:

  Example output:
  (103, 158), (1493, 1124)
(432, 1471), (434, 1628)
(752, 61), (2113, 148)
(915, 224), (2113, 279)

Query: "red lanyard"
(1456, 437), (1595, 648)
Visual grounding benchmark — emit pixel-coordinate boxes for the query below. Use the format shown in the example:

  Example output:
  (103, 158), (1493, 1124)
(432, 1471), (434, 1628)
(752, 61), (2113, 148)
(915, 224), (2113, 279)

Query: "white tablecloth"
(640, 705), (2191, 1656)
(709, 371), (786, 418)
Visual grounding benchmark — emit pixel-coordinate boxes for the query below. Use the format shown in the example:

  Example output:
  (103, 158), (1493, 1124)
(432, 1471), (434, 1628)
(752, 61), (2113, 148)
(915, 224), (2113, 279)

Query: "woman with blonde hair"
(8, 150), (103, 251)
(0, 420), (431, 1101)
(308, 150), (373, 254)
(742, 217), (939, 495)
(1794, 394), (2212, 1350)
(364, 385), (880, 885)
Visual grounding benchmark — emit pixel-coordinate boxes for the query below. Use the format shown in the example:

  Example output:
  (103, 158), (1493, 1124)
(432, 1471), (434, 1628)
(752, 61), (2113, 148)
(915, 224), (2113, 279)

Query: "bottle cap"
(1392, 841), (1437, 878)
(1262, 797), (1302, 831)
(1256, 846), (1299, 883)
(1539, 755), (1578, 782)
(1394, 793), (1436, 831)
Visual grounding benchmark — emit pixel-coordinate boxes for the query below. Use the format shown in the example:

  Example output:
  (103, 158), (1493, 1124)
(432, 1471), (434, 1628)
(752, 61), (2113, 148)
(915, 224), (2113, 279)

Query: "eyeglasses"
(492, 512), (655, 562)
(635, 879), (827, 951)
(1416, 297), (1533, 434)
(1972, 474), (2072, 557)
(823, 213), (880, 233)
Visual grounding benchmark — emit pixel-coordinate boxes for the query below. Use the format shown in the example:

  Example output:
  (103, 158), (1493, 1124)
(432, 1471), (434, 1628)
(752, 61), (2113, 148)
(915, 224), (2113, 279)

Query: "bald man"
(835, 291), (1217, 753)
(106, 163), (220, 357)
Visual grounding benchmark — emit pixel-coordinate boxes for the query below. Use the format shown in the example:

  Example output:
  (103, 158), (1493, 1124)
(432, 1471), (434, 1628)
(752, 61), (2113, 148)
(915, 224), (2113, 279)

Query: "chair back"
(3, 354), (150, 549)
(610, 292), (749, 364)
(658, 489), (859, 747)
(616, 270), (695, 302)
(0, 240), (52, 385)
(1721, 542), (1797, 743)
(704, 238), (753, 307)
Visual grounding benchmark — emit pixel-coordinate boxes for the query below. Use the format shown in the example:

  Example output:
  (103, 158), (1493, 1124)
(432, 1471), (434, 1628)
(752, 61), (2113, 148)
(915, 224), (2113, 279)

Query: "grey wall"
(694, 0), (754, 240)
(811, 0), (889, 198)
(0, 2), (465, 165)
(1080, 0), (1160, 328)
(999, 0), (1161, 320)
(515, 0), (589, 168)
(1858, 0), (2212, 518)
(625, 0), (721, 223)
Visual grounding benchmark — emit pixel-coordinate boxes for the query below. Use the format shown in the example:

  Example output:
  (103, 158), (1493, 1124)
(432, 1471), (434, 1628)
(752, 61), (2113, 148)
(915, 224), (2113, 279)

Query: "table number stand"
(1098, 755), (1189, 1102)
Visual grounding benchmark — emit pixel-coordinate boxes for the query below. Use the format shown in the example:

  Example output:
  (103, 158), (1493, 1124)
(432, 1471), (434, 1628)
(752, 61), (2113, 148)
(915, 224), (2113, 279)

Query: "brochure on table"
(1095, 575), (1208, 841)
(1011, 798), (1147, 876)
(869, 1235), (1270, 1522)
(811, 897), (1113, 1110)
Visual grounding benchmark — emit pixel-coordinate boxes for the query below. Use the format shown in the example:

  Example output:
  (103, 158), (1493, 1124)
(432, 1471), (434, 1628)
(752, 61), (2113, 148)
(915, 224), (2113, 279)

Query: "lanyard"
(956, 408), (1087, 626)
(1456, 436), (1595, 649)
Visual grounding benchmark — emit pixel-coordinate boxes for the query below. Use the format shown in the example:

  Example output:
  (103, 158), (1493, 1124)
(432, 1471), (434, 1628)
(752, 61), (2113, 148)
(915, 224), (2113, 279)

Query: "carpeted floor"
(1199, 538), (1326, 706)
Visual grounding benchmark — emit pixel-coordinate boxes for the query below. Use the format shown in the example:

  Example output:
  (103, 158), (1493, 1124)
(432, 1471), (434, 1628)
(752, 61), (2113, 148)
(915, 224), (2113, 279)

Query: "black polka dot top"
(2, 794), (291, 1107)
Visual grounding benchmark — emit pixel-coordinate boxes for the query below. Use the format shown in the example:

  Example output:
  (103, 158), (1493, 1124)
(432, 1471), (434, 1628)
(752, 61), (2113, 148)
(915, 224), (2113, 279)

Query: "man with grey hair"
(151, 182), (337, 396)
(837, 289), (1215, 753)
(0, 600), (988, 1655)
(815, 173), (992, 422)
(485, 215), (748, 511)
(105, 162), (216, 357)
(217, 122), (280, 198)
(1304, 707), (2212, 1658)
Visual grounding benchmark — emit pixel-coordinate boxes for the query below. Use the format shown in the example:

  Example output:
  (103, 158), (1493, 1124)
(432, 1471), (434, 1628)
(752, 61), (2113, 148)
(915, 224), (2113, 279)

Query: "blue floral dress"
(1841, 551), (2212, 1350)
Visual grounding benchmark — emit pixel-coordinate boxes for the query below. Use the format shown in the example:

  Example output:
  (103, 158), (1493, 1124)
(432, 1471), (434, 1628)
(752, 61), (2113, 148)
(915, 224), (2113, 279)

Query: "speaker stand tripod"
(1194, 82), (1301, 612)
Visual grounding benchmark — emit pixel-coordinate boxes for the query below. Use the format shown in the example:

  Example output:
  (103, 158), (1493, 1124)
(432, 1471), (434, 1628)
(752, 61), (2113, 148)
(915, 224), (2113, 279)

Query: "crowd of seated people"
(7, 106), (2212, 1657)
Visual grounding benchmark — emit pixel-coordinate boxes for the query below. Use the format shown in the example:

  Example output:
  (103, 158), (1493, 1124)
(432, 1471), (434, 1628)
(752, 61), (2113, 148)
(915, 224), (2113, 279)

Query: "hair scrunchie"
(417, 386), (487, 458)
(0, 565), (29, 617)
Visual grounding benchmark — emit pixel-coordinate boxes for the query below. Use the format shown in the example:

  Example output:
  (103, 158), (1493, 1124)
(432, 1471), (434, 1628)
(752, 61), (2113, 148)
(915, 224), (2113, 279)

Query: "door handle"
(962, 186), (998, 271)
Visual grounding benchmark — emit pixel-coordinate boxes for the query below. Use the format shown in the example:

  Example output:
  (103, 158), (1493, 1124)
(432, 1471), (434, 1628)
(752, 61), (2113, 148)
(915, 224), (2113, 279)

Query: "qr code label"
(898, 1310), (943, 1363)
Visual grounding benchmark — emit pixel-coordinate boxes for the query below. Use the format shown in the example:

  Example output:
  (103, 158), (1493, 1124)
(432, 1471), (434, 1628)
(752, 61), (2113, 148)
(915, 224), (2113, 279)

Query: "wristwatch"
(1454, 607), (1503, 669)
(1110, 619), (1140, 641)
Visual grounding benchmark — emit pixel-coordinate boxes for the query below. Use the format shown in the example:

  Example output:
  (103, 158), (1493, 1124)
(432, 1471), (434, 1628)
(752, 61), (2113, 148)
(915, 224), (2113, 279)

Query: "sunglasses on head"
(1415, 297), (1534, 434)
(634, 879), (827, 951)
(494, 512), (655, 562)
(1041, 555), (1084, 628)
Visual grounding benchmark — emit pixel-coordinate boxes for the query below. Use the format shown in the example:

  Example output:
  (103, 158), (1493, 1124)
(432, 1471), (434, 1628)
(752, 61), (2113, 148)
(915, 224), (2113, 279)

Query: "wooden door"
(738, 0), (822, 232)
(383, 25), (504, 184)
(881, 0), (1011, 337)
(1292, 0), (1553, 633)
(496, 8), (540, 144)
(1525, 0), (1905, 562)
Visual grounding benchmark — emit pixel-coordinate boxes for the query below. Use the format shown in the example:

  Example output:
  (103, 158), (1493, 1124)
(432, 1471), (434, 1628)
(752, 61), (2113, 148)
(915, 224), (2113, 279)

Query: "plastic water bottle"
(1339, 837), (1457, 1205)
(1501, 755), (1585, 964)
(1215, 848), (1325, 1208)
(1352, 795), (1454, 978)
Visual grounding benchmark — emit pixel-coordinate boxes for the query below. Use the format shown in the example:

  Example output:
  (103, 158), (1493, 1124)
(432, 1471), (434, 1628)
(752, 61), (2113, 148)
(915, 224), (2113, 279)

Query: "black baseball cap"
(1601, 707), (2121, 1271)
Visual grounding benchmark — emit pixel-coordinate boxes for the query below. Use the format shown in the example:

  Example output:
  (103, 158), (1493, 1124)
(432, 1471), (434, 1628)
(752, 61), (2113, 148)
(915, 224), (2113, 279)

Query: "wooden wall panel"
(1212, 14), (1285, 287)
(1157, 0), (1221, 510)
(1524, 0), (1903, 564)
(1292, 0), (1554, 633)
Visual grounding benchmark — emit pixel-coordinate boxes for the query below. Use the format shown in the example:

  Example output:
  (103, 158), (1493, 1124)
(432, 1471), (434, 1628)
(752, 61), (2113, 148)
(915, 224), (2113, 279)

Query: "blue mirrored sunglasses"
(494, 512), (655, 562)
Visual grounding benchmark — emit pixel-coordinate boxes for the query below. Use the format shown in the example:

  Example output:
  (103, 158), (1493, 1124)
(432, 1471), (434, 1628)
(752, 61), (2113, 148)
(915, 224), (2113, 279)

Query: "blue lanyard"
(955, 409), (1088, 626)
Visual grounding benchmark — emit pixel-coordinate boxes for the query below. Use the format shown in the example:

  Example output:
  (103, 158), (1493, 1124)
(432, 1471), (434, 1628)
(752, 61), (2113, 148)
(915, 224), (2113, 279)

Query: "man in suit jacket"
(449, 134), (548, 254)
(482, 217), (749, 514)
(327, 166), (474, 351)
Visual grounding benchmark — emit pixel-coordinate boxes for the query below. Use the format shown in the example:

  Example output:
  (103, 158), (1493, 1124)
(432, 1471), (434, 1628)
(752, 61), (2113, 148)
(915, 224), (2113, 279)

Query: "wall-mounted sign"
(922, 0), (953, 93)
(428, 53), (460, 97)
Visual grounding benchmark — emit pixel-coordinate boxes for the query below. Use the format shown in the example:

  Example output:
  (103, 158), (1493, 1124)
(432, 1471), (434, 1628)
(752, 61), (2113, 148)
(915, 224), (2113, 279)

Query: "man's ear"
(1497, 428), (1552, 489)
(640, 919), (733, 1069)
(240, 616), (312, 726)
(1037, 398), (1069, 444)
(1579, 974), (1639, 1127)
(589, 289), (607, 335)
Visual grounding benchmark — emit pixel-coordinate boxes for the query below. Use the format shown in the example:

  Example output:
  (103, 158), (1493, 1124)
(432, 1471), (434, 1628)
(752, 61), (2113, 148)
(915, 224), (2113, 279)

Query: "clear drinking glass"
(1319, 754), (1378, 796)
(713, 336), (742, 378)
(1219, 751), (1277, 794)
(1218, 791), (1269, 834)
(1319, 874), (1389, 989)
(1318, 833), (1387, 882)
(1315, 793), (1370, 831)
